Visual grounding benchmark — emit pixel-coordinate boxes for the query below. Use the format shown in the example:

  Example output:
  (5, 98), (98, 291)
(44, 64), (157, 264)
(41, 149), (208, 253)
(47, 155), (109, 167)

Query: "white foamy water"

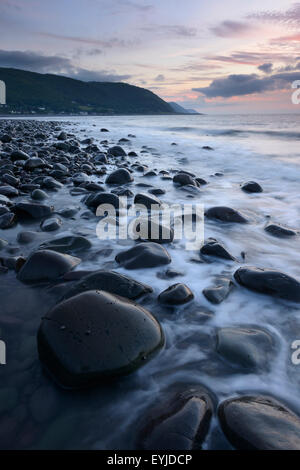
(1, 114), (300, 449)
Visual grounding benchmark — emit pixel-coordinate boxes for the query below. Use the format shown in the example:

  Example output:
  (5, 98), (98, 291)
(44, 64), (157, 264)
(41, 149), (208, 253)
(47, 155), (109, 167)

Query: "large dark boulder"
(200, 238), (235, 261)
(116, 242), (171, 269)
(173, 173), (197, 187)
(62, 270), (153, 300)
(216, 327), (273, 370)
(138, 386), (213, 450)
(10, 150), (30, 161)
(107, 146), (126, 157)
(15, 202), (54, 219)
(85, 192), (120, 210)
(218, 395), (300, 450)
(134, 193), (162, 210)
(264, 223), (298, 238)
(158, 283), (194, 305)
(37, 290), (164, 388)
(241, 181), (263, 193)
(205, 206), (248, 223)
(105, 169), (133, 185)
(203, 277), (233, 304)
(39, 236), (92, 254)
(17, 250), (81, 283)
(234, 266), (300, 302)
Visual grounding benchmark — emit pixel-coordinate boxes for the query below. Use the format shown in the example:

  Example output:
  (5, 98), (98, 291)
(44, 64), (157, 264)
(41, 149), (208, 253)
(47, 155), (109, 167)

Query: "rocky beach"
(0, 115), (300, 450)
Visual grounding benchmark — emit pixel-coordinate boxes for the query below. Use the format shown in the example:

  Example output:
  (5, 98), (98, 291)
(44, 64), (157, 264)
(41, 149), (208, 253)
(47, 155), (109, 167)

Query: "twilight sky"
(1, 0), (300, 113)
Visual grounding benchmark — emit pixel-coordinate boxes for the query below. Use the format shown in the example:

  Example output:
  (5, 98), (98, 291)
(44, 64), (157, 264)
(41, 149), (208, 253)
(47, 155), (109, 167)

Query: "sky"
(1, 0), (300, 113)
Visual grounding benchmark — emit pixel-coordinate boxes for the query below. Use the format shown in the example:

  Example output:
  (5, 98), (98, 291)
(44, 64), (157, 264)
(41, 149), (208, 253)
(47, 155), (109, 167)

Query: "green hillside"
(0, 68), (175, 115)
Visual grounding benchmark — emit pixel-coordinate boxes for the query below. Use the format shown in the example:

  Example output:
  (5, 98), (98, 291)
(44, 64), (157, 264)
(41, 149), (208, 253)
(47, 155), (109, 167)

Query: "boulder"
(107, 146), (126, 157)
(37, 290), (164, 388)
(203, 277), (233, 304)
(134, 193), (162, 210)
(216, 327), (273, 370)
(116, 242), (171, 269)
(62, 270), (153, 300)
(158, 283), (194, 305)
(218, 395), (300, 450)
(39, 236), (92, 254)
(200, 238), (235, 261)
(15, 202), (54, 219)
(17, 250), (81, 283)
(234, 266), (300, 302)
(241, 181), (263, 193)
(264, 223), (298, 238)
(106, 169), (133, 185)
(138, 386), (213, 450)
(205, 206), (248, 223)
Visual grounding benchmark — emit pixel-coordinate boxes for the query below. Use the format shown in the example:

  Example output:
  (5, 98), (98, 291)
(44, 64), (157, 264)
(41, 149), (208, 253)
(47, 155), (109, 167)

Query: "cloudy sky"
(1, 0), (300, 112)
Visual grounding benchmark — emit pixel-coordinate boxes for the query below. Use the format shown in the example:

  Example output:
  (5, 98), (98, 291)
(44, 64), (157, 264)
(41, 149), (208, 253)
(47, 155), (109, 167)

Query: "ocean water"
(1, 113), (300, 449)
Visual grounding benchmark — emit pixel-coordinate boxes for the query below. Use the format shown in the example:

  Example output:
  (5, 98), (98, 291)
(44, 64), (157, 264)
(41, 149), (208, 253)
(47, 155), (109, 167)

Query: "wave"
(165, 126), (300, 140)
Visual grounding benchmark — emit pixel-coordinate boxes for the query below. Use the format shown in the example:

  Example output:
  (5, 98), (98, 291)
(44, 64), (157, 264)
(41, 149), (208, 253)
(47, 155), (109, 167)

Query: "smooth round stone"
(241, 181), (263, 193)
(0, 212), (16, 229)
(17, 250), (81, 283)
(218, 395), (300, 450)
(10, 150), (30, 161)
(0, 185), (19, 197)
(173, 173), (197, 187)
(158, 283), (194, 305)
(31, 189), (48, 201)
(203, 277), (233, 304)
(149, 188), (166, 196)
(85, 192), (120, 210)
(62, 270), (153, 300)
(138, 386), (213, 450)
(135, 219), (174, 244)
(205, 206), (248, 223)
(134, 193), (162, 211)
(200, 238), (235, 261)
(106, 169), (133, 185)
(58, 207), (78, 218)
(116, 242), (171, 269)
(234, 266), (300, 302)
(37, 290), (164, 388)
(107, 146), (126, 157)
(39, 236), (92, 254)
(40, 217), (62, 232)
(17, 231), (40, 244)
(42, 177), (62, 190)
(15, 202), (54, 219)
(216, 327), (273, 370)
(264, 223), (298, 238)
(24, 158), (46, 170)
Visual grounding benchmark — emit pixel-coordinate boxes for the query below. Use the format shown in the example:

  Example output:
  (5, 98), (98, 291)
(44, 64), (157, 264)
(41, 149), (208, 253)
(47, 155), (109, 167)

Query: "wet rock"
(265, 223), (298, 238)
(42, 177), (63, 190)
(0, 185), (19, 197)
(31, 189), (48, 201)
(138, 386), (213, 450)
(218, 395), (300, 450)
(216, 327), (273, 370)
(24, 158), (46, 171)
(106, 168), (133, 185)
(205, 206), (248, 223)
(0, 212), (16, 229)
(173, 172), (197, 187)
(241, 181), (263, 193)
(158, 283), (194, 305)
(234, 266), (300, 302)
(63, 270), (153, 300)
(40, 217), (62, 232)
(85, 192), (120, 210)
(57, 131), (67, 141)
(134, 218), (174, 244)
(17, 231), (40, 244)
(39, 235), (92, 254)
(149, 188), (166, 195)
(200, 238), (235, 261)
(1, 173), (19, 187)
(203, 277), (233, 304)
(10, 150), (30, 161)
(108, 146), (126, 157)
(17, 250), (81, 283)
(100, 128), (109, 132)
(37, 290), (164, 388)
(15, 202), (54, 219)
(134, 193), (162, 210)
(116, 242), (171, 269)
(157, 268), (183, 280)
